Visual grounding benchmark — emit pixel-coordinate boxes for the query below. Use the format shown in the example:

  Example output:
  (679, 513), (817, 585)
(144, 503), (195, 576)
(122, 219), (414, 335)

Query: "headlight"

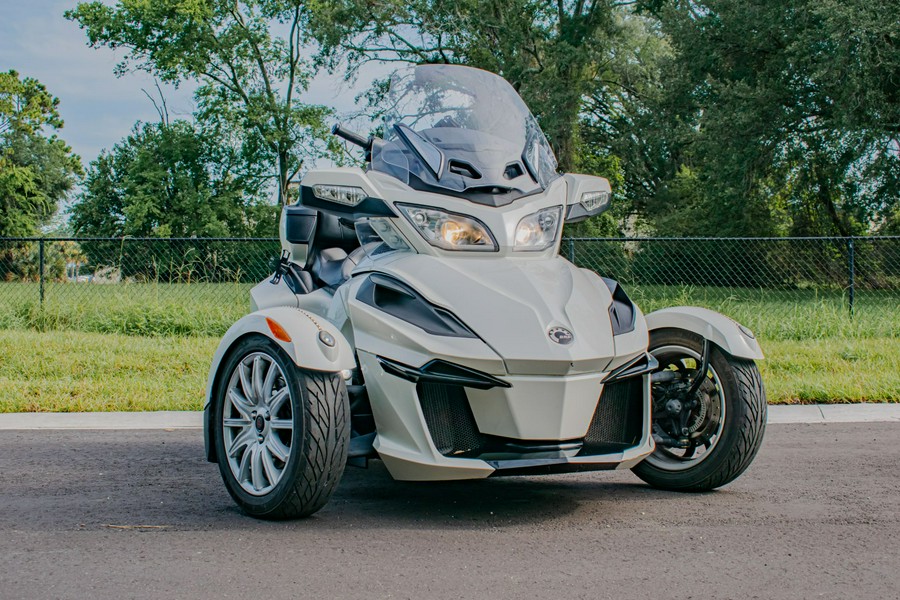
(397, 204), (497, 251)
(514, 206), (562, 251)
(312, 184), (367, 206)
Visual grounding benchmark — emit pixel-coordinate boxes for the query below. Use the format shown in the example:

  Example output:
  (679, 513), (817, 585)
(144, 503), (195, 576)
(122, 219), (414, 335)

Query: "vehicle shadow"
(0, 431), (689, 533)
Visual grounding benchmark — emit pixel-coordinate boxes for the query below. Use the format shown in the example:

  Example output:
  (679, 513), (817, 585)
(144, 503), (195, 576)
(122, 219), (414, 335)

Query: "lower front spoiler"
(374, 430), (655, 481)
(486, 444), (653, 477)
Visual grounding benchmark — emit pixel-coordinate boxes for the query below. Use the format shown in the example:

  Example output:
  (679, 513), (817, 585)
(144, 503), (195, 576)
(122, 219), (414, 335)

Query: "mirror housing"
(563, 174), (612, 223)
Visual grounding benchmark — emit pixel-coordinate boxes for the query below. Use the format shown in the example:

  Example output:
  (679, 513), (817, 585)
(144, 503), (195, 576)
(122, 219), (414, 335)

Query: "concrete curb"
(0, 404), (898, 430)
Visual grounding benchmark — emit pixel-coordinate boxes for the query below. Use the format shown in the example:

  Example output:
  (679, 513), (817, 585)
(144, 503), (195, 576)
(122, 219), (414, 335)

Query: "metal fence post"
(847, 236), (855, 317)
(39, 238), (45, 307)
(567, 238), (575, 263)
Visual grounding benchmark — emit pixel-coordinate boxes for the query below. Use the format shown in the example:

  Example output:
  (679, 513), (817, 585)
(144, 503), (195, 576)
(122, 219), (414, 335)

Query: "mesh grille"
(417, 383), (485, 456)
(585, 378), (644, 447)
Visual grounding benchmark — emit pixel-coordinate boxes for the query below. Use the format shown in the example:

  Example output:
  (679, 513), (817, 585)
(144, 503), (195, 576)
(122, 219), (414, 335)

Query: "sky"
(0, 0), (384, 166)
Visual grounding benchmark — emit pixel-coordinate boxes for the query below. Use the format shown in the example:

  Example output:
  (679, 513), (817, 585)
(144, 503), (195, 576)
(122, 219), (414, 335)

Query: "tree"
(0, 70), (82, 237)
(71, 120), (276, 238)
(311, 0), (626, 172)
(618, 0), (900, 236)
(67, 0), (341, 203)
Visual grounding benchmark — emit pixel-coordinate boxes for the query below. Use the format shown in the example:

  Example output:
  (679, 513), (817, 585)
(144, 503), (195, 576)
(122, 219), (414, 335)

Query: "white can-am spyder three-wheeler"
(204, 64), (767, 519)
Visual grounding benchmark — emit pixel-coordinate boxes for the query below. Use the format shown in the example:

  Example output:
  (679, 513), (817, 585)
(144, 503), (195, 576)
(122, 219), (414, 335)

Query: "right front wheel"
(632, 328), (767, 492)
(212, 335), (349, 519)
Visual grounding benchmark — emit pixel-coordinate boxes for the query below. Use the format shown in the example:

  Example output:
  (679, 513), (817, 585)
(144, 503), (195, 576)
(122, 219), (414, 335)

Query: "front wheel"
(212, 335), (349, 519)
(632, 328), (766, 492)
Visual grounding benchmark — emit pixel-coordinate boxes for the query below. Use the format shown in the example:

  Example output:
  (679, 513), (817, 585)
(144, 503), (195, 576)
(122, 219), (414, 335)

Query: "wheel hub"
(222, 352), (294, 496)
(647, 344), (727, 471)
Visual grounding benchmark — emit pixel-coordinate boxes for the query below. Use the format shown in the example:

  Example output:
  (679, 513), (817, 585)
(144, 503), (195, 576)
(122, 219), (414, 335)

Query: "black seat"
(283, 205), (363, 291)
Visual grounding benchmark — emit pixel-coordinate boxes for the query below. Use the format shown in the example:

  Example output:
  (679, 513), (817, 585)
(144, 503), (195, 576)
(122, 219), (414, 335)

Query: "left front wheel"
(212, 335), (349, 519)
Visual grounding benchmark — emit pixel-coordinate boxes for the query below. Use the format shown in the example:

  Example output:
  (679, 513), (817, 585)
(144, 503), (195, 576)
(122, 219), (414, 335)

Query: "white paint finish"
(365, 253), (621, 376)
(204, 306), (357, 410)
(466, 373), (606, 440)
(357, 351), (495, 481)
(645, 306), (765, 360)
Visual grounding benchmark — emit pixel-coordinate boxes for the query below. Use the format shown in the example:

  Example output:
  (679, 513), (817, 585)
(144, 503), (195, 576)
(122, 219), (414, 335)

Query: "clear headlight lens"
(580, 190), (611, 212)
(397, 204), (496, 251)
(312, 184), (367, 206)
(514, 206), (562, 251)
(358, 218), (410, 251)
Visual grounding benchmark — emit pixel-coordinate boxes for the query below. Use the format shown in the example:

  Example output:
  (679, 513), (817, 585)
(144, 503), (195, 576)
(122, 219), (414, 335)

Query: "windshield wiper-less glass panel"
(394, 123), (444, 179)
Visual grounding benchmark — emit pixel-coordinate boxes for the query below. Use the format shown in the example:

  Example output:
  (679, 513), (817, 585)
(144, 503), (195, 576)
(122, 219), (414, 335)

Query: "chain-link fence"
(0, 237), (280, 336)
(1, 236), (898, 340)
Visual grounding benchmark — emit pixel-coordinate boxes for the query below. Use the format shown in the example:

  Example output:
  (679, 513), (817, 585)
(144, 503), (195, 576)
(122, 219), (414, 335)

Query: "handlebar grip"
(331, 124), (371, 150)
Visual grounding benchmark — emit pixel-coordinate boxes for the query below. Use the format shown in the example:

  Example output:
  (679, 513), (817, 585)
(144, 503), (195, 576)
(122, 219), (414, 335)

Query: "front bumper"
(359, 351), (654, 481)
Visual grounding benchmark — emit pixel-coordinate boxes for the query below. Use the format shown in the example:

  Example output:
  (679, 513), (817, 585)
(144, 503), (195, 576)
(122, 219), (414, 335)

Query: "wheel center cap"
(255, 415), (266, 432)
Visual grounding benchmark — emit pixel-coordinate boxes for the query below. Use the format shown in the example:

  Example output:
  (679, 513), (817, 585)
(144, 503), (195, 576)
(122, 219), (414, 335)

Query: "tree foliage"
(613, 0), (900, 236)
(311, 0), (623, 173)
(71, 120), (277, 238)
(0, 70), (82, 237)
(67, 0), (340, 203)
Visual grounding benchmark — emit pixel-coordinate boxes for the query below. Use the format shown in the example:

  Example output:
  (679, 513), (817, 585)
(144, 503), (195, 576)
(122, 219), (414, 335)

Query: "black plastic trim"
(300, 185), (397, 219)
(404, 172), (540, 207)
(357, 273), (479, 338)
(377, 356), (510, 390)
(602, 353), (658, 384)
(283, 205), (318, 244)
(601, 277), (637, 335)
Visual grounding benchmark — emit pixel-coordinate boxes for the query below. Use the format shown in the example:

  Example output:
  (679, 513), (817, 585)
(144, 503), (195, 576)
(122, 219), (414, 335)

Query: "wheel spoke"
(228, 389), (254, 420)
(261, 446), (279, 486)
(266, 435), (290, 462)
(269, 387), (289, 415)
(239, 362), (255, 404)
(252, 356), (266, 405)
(223, 417), (249, 428)
(262, 361), (278, 405)
(250, 444), (264, 491)
(270, 417), (293, 431)
(238, 444), (252, 482)
(227, 427), (255, 458)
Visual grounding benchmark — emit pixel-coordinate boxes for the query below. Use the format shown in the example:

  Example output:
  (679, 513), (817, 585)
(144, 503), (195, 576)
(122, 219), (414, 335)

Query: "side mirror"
(563, 174), (612, 223)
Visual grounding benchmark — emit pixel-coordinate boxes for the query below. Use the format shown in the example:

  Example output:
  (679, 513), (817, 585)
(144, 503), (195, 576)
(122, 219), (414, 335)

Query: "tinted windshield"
(371, 65), (559, 202)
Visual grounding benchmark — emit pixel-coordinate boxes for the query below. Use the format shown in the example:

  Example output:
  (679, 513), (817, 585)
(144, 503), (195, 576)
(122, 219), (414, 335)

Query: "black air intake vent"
(417, 383), (487, 456)
(581, 377), (644, 455)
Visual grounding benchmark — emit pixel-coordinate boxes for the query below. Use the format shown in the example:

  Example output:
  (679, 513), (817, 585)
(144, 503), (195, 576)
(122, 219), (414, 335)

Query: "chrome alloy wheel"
(223, 352), (294, 496)
(646, 344), (726, 471)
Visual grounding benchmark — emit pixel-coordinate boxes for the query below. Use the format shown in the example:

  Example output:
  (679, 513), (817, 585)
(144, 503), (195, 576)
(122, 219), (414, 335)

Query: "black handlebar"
(331, 124), (372, 151)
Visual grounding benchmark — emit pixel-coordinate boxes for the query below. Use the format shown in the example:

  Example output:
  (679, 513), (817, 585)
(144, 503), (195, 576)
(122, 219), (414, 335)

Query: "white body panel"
(645, 306), (764, 360)
(205, 306), (356, 410)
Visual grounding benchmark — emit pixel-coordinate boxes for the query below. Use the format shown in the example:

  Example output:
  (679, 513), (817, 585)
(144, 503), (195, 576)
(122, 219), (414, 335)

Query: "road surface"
(1, 422), (898, 599)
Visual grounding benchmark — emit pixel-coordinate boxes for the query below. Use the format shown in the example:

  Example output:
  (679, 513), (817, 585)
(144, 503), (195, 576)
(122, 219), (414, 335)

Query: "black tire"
(212, 334), (349, 519)
(632, 328), (767, 492)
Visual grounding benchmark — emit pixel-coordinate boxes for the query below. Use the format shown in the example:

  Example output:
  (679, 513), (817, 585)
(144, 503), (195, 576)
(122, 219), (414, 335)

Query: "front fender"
(644, 306), (764, 360)
(203, 306), (356, 462)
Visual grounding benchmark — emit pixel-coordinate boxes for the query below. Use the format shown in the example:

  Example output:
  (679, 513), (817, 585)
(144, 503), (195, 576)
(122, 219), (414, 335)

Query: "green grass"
(0, 330), (218, 412)
(0, 281), (252, 336)
(0, 281), (898, 411)
(0, 329), (897, 413)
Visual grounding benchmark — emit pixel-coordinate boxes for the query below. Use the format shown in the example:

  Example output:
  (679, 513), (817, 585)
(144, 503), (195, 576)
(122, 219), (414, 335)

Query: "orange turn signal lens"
(265, 317), (292, 343)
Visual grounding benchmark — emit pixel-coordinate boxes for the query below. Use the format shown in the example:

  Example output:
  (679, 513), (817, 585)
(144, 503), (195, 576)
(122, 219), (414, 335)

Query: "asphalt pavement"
(1, 422), (898, 599)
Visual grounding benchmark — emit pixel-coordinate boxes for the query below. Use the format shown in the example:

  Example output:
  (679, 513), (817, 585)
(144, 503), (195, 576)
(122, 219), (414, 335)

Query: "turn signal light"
(266, 318), (292, 343)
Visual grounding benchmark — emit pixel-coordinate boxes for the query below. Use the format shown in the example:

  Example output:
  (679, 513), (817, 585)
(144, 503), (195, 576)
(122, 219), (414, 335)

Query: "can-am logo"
(548, 327), (574, 345)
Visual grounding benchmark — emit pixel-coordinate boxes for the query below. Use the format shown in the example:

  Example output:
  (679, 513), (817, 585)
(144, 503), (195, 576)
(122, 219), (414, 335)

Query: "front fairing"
(347, 252), (648, 378)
